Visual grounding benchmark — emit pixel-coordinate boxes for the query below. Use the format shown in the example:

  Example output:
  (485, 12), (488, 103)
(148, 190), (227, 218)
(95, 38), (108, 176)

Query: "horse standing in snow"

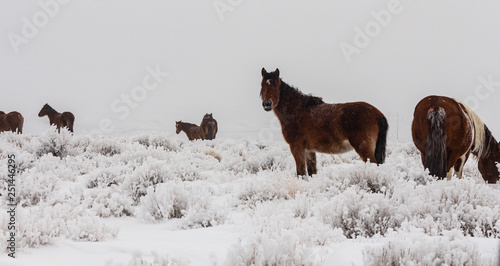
(200, 113), (218, 140)
(175, 121), (205, 141)
(0, 111), (24, 134)
(38, 104), (75, 133)
(412, 95), (500, 183)
(260, 68), (388, 177)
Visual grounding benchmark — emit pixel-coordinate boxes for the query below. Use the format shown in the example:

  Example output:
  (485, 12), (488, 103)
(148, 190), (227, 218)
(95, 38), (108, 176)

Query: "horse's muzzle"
(262, 101), (272, 112)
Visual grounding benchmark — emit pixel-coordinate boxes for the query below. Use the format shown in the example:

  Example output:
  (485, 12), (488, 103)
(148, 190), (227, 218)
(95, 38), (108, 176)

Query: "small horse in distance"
(175, 121), (205, 140)
(412, 95), (500, 183)
(260, 68), (388, 177)
(0, 111), (24, 134)
(200, 113), (218, 140)
(38, 104), (75, 133)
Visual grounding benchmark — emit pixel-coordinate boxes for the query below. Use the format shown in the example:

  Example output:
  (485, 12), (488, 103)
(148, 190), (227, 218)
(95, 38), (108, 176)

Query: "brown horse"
(38, 104), (75, 133)
(175, 121), (205, 140)
(200, 113), (218, 140)
(0, 111), (24, 134)
(260, 68), (388, 177)
(412, 95), (499, 183)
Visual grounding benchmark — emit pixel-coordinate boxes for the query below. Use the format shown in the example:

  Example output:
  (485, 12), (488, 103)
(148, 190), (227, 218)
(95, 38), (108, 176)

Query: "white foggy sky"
(1, 0), (500, 140)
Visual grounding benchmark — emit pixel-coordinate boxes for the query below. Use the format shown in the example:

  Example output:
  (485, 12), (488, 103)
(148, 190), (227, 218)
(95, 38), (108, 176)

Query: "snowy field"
(0, 129), (499, 266)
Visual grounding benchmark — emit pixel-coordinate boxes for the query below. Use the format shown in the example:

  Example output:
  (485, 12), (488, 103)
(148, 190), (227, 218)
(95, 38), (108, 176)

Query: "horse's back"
(301, 101), (386, 158)
(307, 101), (384, 134)
(412, 95), (470, 148)
(9, 111), (24, 133)
(0, 111), (23, 133)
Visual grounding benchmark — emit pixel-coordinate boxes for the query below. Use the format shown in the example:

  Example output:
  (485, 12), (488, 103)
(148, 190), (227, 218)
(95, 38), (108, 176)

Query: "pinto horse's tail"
(425, 107), (447, 178)
(375, 115), (388, 164)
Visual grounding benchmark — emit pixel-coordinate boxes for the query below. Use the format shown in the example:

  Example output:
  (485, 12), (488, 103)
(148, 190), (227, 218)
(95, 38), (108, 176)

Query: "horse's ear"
(274, 68), (280, 78)
(261, 68), (268, 77)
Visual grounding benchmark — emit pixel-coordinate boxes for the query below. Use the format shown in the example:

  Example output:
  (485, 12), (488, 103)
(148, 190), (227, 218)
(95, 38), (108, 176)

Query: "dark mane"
(280, 80), (324, 108)
(45, 104), (57, 114)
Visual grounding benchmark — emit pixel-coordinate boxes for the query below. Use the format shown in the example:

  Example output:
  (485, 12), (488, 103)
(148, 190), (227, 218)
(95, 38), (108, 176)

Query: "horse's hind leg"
(349, 137), (377, 163)
(306, 151), (317, 176)
(453, 152), (469, 179)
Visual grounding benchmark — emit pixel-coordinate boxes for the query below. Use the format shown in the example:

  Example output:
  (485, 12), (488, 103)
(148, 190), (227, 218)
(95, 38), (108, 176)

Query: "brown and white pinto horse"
(260, 68), (388, 177)
(412, 95), (499, 183)
(175, 121), (205, 141)
(0, 111), (24, 134)
(200, 113), (218, 140)
(38, 104), (75, 133)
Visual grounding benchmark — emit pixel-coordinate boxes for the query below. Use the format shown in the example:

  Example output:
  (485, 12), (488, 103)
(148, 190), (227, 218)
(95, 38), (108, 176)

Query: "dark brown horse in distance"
(38, 104), (75, 133)
(260, 68), (388, 177)
(176, 121), (205, 140)
(200, 113), (218, 140)
(412, 95), (499, 183)
(0, 111), (24, 134)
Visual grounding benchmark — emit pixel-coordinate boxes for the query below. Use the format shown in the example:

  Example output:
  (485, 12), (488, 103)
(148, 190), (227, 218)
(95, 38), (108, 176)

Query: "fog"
(2, 0), (500, 140)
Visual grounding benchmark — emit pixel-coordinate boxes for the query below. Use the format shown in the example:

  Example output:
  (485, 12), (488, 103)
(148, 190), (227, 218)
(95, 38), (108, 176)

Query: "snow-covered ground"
(0, 129), (499, 265)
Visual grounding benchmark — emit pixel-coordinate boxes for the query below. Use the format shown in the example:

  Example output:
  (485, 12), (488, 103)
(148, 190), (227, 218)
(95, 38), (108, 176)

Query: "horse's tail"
(207, 121), (216, 140)
(374, 115), (388, 164)
(425, 107), (447, 178)
(17, 113), (24, 134)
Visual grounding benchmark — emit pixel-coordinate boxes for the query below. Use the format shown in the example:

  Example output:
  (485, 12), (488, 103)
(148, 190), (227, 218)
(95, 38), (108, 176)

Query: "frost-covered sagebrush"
(0, 132), (498, 264)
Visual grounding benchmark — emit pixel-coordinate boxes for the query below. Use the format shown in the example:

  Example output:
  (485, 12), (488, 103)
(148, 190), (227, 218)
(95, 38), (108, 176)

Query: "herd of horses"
(0, 68), (498, 184)
(175, 113), (219, 141)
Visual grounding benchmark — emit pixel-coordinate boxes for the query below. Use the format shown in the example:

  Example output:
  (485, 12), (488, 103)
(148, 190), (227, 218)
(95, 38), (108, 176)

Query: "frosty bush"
(88, 137), (125, 156)
(16, 202), (118, 248)
(236, 177), (291, 207)
(363, 230), (493, 266)
(293, 192), (314, 219)
(16, 170), (59, 207)
(139, 182), (225, 227)
(320, 187), (401, 238)
(85, 187), (134, 217)
(124, 158), (175, 203)
(87, 166), (129, 188)
(393, 179), (500, 237)
(324, 162), (402, 196)
(138, 182), (189, 222)
(224, 213), (342, 266)
(133, 134), (179, 151)
(106, 251), (189, 266)
(180, 200), (225, 229)
(35, 127), (74, 158)
(224, 234), (317, 266)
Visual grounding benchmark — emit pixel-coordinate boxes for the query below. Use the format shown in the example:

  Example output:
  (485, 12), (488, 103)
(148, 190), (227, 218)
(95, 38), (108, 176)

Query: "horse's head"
(260, 68), (281, 112)
(175, 121), (182, 134)
(203, 113), (213, 120)
(38, 104), (49, 117)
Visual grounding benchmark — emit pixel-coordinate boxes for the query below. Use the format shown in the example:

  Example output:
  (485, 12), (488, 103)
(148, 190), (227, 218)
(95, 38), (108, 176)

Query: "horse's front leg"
(306, 151), (317, 176)
(290, 144), (307, 177)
